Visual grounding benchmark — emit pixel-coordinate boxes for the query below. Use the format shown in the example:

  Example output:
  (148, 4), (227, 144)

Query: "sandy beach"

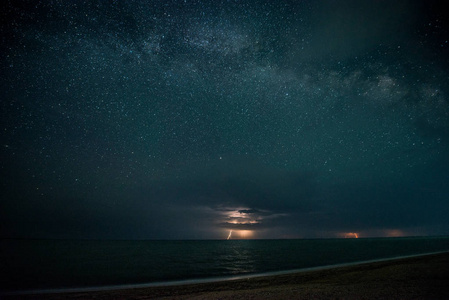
(6, 252), (449, 300)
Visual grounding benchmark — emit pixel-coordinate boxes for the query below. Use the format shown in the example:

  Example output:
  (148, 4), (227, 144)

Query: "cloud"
(218, 222), (262, 230)
(238, 209), (259, 214)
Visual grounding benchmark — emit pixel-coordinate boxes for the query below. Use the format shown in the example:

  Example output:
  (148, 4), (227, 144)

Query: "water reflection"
(218, 241), (257, 274)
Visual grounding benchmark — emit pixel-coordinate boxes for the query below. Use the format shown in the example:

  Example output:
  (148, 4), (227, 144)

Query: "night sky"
(1, 0), (449, 240)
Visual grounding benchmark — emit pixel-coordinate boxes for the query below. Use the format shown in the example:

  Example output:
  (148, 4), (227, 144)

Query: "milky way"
(1, 0), (449, 239)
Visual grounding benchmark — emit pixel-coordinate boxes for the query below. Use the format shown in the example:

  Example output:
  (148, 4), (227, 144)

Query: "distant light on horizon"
(385, 229), (405, 238)
(337, 229), (410, 239)
(341, 232), (359, 239)
(236, 230), (253, 239)
(225, 229), (254, 239)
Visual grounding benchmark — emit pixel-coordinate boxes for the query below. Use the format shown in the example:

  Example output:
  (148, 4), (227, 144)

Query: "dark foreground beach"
(6, 252), (449, 300)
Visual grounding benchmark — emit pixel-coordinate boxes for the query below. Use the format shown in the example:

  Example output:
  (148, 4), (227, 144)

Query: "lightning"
(226, 230), (233, 240)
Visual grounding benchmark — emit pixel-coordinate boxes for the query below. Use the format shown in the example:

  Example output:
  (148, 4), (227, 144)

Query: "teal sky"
(1, 0), (449, 239)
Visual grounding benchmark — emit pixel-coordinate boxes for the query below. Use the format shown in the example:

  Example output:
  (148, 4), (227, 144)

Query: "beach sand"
(6, 252), (449, 299)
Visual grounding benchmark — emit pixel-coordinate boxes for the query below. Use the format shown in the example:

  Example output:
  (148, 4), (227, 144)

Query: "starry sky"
(1, 0), (449, 240)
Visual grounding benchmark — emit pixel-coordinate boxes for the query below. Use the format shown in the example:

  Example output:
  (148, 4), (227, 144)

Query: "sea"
(1, 236), (449, 294)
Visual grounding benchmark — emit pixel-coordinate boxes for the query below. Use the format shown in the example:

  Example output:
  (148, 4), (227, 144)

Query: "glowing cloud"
(237, 230), (253, 238)
(341, 232), (359, 238)
(384, 229), (404, 237)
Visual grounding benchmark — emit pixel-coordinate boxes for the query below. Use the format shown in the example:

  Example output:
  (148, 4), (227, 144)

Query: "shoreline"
(5, 250), (449, 295)
(4, 251), (449, 299)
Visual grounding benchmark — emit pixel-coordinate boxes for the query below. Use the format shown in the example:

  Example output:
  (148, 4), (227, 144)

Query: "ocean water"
(1, 236), (449, 293)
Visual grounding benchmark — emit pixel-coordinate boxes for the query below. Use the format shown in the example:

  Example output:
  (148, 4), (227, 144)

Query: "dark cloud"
(218, 222), (262, 230)
(238, 209), (259, 214)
